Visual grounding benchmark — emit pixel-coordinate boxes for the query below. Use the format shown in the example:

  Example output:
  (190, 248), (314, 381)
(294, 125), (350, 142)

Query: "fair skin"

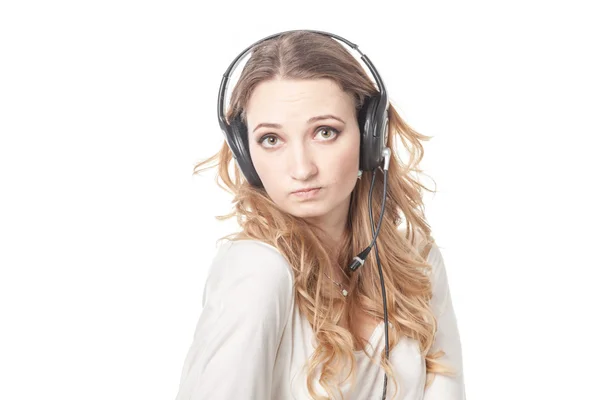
(245, 77), (379, 348)
(245, 77), (361, 247)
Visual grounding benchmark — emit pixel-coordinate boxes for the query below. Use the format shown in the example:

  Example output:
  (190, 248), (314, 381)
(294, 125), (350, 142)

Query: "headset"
(217, 29), (390, 188)
(217, 29), (392, 399)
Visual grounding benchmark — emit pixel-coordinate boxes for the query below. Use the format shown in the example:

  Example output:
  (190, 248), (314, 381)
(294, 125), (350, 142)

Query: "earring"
(357, 170), (363, 179)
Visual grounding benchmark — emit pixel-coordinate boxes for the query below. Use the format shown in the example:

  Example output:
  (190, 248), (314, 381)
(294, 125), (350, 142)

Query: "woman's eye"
(258, 127), (340, 148)
(259, 135), (279, 147)
(316, 127), (340, 140)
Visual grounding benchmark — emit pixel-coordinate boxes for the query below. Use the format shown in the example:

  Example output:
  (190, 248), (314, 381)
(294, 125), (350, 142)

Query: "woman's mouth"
(291, 187), (322, 199)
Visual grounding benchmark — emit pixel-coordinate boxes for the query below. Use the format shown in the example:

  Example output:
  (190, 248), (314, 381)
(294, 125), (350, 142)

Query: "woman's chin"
(286, 204), (328, 220)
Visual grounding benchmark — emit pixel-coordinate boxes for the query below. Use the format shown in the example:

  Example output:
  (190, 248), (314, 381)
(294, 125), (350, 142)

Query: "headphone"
(217, 29), (390, 189)
(216, 29), (392, 399)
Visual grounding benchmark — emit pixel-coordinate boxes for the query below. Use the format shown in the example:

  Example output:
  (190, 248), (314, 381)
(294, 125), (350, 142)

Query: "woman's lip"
(291, 187), (322, 198)
(292, 187), (321, 193)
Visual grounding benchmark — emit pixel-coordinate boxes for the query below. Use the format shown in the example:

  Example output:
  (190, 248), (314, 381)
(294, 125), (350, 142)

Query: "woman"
(175, 30), (465, 399)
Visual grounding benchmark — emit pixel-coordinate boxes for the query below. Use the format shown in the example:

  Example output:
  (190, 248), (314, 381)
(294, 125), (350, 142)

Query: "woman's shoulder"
(197, 238), (295, 317)
(216, 238), (286, 262)
(221, 238), (282, 255)
(207, 238), (294, 289)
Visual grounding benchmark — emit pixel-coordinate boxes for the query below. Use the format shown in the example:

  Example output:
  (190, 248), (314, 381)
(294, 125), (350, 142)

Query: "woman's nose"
(289, 144), (317, 181)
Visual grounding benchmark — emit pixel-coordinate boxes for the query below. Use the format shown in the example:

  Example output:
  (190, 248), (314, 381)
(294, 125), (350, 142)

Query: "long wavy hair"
(193, 31), (455, 399)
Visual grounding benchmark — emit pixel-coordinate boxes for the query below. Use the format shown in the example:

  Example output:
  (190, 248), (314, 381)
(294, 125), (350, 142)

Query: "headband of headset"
(216, 29), (389, 187)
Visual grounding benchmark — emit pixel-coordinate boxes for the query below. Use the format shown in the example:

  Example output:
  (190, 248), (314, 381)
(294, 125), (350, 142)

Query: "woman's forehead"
(245, 78), (354, 128)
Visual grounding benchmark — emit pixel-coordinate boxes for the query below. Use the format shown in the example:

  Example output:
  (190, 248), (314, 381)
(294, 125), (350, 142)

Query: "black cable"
(348, 170), (386, 272)
(367, 168), (390, 399)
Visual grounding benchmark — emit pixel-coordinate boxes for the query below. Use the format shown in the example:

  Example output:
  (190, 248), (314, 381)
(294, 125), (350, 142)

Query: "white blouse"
(175, 239), (465, 399)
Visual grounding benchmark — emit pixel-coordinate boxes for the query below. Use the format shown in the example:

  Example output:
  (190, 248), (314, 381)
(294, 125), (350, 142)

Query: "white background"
(1, 1), (598, 399)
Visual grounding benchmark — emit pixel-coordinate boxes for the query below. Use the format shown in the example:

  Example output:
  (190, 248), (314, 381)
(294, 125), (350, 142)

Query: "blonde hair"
(194, 31), (455, 399)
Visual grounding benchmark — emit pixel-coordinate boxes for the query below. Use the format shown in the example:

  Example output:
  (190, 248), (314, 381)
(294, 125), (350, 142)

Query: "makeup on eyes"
(252, 114), (346, 134)
(257, 126), (342, 147)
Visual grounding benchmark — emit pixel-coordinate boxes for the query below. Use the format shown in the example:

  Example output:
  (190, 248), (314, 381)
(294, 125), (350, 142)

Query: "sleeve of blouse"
(423, 241), (466, 400)
(174, 240), (294, 400)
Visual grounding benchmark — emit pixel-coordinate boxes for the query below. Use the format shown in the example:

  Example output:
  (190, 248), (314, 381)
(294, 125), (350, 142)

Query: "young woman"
(175, 30), (465, 400)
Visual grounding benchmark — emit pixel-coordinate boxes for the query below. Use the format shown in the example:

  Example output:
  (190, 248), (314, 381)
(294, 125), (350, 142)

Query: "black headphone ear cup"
(358, 96), (385, 171)
(227, 115), (263, 187)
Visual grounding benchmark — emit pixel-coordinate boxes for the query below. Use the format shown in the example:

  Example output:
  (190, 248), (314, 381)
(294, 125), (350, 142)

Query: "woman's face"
(245, 77), (361, 226)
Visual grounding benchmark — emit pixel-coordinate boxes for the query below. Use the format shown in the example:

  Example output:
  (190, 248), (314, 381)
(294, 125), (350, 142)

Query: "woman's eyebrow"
(252, 114), (346, 133)
(307, 114), (345, 124)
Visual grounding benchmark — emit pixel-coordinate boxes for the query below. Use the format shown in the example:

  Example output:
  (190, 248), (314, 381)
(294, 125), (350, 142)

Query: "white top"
(175, 239), (465, 399)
